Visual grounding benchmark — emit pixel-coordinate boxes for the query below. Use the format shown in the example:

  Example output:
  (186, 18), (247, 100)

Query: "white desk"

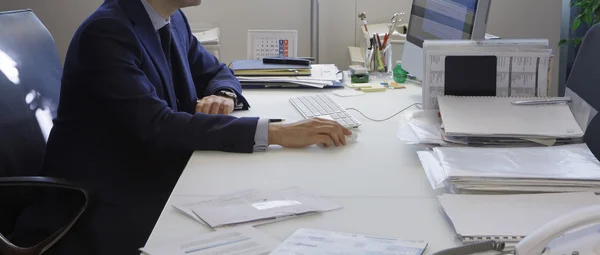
(144, 84), (462, 254)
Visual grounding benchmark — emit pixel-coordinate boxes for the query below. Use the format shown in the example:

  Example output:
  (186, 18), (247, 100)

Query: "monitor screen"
(406, 0), (479, 47)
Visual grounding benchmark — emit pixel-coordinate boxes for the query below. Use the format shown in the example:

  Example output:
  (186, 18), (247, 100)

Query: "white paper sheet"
(438, 192), (600, 241)
(172, 201), (296, 229)
(270, 228), (427, 255)
(397, 110), (446, 145)
(139, 226), (280, 255)
(190, 187), (341, 228)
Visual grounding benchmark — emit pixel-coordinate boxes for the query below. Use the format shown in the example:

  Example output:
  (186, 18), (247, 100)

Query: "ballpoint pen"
(511, 97), (571, 105)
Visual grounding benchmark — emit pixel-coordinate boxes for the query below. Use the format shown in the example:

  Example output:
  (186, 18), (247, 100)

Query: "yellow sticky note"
(360, 87), (386, 92)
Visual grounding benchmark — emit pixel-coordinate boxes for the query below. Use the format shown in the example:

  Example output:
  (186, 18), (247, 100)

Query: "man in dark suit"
(12, 0), (351, 254)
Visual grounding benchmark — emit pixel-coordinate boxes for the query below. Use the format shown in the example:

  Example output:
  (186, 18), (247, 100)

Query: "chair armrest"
(0, 176), (89, 255)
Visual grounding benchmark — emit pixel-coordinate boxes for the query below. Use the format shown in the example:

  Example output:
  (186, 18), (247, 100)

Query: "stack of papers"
(437, 192), (600, 244)
(235, 63), (343, 89)
(231, 59), (311, 76)
(417, 144), (600, 194)
(175, 187), (341, 229)
(436, 96), (584, 146)
(139, 226), (280, 255)
(270, 228), (428, 255)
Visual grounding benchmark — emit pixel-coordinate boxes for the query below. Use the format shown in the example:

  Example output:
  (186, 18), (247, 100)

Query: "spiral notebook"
(437, 96), (584, 138)
(437, 192), (600, 243)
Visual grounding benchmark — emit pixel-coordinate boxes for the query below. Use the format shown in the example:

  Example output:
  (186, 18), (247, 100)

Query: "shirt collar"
(140, 0), (170, 30)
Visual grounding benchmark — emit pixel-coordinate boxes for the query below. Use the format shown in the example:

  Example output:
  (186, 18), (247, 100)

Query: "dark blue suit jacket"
(13, 0), (258, 254)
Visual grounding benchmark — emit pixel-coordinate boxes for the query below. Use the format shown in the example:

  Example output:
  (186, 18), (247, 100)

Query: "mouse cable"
(345, 103), (422, 122)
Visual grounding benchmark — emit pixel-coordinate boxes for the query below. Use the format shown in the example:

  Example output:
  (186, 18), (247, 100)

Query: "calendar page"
(247, 30), (298, 60)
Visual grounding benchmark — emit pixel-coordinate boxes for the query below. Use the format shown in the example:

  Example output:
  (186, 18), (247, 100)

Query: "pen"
(511, 97), (571, 105)
(376, 34), (383, 50)
(269, 119), (285, 123)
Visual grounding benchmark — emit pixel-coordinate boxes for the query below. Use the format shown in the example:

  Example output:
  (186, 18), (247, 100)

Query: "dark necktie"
(158, 24), (171, 68)
(158, 24), (181, 110)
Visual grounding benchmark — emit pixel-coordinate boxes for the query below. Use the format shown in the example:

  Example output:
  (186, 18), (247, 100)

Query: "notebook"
(438, 96), (584, 138)
(230, 60), (310, 76)
(437, 192), (600, 243)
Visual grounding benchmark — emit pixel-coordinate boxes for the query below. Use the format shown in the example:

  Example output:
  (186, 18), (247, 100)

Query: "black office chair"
(0, 9), (88, 255)
(564, 23), (600, 159)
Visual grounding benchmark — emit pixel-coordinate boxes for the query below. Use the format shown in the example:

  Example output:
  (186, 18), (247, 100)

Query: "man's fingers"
(218, 103), (226, 114)
(311, 134), (332, 146)
(196, 100), (205, 112)
(334, 124), (346, 145)
(313, 126), (341, 146)
(209, 101), (220, 114)
(342, 126), (352, 136)
(201, 98), (214, 113)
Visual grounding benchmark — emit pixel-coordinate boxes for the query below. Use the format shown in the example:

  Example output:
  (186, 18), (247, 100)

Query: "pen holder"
(368, 44), (393, 75)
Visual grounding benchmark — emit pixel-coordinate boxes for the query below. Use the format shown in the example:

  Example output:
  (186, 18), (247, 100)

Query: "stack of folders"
(172, 187), (341, 229)
(417, 143), (600, 194)
(231, 60), (343, 89)
(437, 192), (600, 244)
(437, 96), (584, 146)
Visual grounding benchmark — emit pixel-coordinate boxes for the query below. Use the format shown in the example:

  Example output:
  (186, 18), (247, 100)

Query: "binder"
(230, 60), (310, 76)
(438, 95), (584, 139)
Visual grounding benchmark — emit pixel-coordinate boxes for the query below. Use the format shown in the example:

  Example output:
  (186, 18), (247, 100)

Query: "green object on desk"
(351, 74), (369, 83)
(393, 62), (408, 83)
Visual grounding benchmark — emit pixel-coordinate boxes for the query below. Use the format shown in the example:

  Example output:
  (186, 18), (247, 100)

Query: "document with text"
(270, 228), (428, 255)
(421, 39), (553, 109)
(189, 187), (341, 228)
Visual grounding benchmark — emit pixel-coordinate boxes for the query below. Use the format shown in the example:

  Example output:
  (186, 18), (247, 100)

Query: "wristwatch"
(214, 89), (238, 105)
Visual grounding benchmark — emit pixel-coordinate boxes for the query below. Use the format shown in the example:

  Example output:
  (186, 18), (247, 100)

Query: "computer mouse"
(317, 132), (358, 148)
(346, 132), (358, 143)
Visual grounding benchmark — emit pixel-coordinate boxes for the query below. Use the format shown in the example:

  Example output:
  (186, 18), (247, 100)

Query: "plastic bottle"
(393, 61), (408, 83)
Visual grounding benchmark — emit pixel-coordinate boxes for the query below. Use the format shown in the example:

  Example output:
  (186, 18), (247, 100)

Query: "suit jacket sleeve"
(181, 12), (250, 109)
(74, 18), (257, 153)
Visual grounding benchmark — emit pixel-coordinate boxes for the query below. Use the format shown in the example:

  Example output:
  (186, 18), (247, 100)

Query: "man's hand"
(268, 118), (352, 148)
(196, 95), (235, 115)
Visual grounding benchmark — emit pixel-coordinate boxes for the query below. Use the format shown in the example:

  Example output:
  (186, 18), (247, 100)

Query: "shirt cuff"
(253, 118), (269, 152)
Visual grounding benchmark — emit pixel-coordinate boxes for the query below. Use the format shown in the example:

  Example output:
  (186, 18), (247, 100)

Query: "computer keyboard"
(289, 93), (361, 128)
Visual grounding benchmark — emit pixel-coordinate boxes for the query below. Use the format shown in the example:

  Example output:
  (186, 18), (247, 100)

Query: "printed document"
(421, 39), (552, 109)
(190, 187), (341, 228)
(139, 226), (280, 255)
(173, 200), (297, 229)
(270, 228), (428, 255)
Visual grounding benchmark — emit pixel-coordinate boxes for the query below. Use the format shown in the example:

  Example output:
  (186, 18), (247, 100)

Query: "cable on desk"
(345, 103), (421, 122)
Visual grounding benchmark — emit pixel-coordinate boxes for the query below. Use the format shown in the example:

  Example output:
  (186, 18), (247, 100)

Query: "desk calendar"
(247, 30), (298, 60)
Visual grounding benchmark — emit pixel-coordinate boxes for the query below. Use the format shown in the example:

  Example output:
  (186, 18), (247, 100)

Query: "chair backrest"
(0, 8), (62, 238)
(564, 23), (600, 159)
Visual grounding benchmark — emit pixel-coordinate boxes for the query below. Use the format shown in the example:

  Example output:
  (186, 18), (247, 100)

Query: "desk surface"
(145, 84), (463, 254)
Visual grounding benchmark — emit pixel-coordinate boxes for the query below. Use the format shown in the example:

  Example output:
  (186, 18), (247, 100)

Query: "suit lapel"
(118, 0), (178, 110)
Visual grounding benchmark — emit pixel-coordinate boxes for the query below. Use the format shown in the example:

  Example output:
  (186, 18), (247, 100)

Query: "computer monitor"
(401, 0), (491, 81)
